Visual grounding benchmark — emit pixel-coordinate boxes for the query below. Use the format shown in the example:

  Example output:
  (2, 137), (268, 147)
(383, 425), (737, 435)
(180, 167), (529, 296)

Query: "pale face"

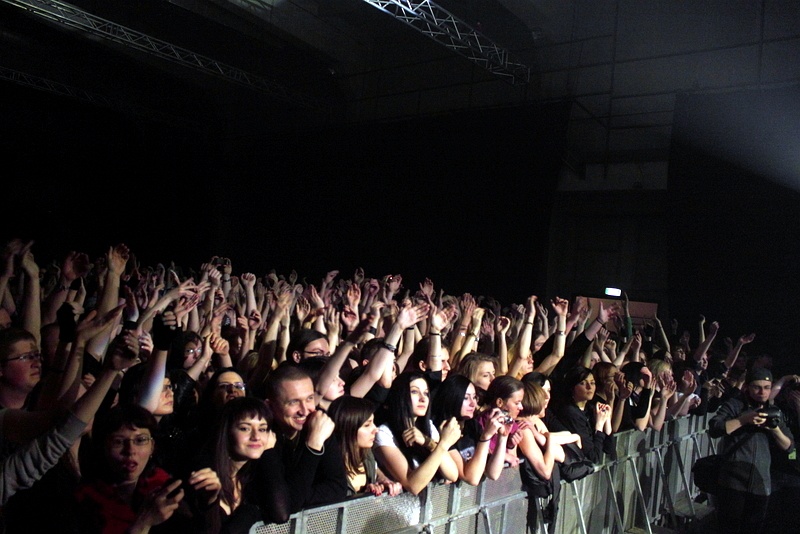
(409, 378), (430, 418)
(230, 416), (269, 461)
(533, 335), (546, 352)
(460, 383), (478, 419)
(213, 371), (246, 408)
(271, 378), (316, 434)
(356, 414), (379, 449)
(541, 380), (552, 413)
(496, 389), (524, 419)
(440, 348), (451, 380)
(0, 339), (42, 392)
(473, 362), (496, 392)
(153, 378), (175, 417)
(322, 375), (345, 402)
(572, 376), (596, 404)
(105, 426), (155, 484)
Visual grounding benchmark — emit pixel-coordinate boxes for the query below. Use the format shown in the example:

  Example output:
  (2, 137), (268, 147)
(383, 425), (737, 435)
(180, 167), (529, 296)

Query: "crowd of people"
(0, 238), (797, 534)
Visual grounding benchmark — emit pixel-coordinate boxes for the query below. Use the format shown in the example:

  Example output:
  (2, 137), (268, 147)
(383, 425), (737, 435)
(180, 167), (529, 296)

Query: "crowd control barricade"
(252, 413), (717, 534)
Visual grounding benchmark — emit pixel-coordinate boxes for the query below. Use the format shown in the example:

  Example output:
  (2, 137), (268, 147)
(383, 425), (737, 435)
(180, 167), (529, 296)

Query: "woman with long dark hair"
(430, 373), (509, 484)
(373, 371), (461, 495)
(327, 396), (402, 497)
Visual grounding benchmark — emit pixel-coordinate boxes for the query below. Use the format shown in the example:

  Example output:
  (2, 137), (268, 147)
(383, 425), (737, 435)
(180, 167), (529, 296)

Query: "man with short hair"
(709, 367), (794, 533)
(264, 363), (347, 512)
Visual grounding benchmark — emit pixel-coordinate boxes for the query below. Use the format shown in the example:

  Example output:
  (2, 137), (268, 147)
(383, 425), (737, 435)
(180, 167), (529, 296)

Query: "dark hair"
(264, 361), (312, 402)
(166, 330), (202, 371)
(620, 361), (645, 386)
(403, 336), (434, 374)
(559, 366), (594, 402)
(328, 396), (377, 476)
(296, 356), (327, 386)
(431, 374), (473, 426)
(287, 328), (327, 361)
(521, 371), (548, 388)
(0, 327), (36, 360)
(483, 375), (523, 409)
(90, 403), (158, 482)
(212, 397), (273, 509)
(380, 371), (432, 464)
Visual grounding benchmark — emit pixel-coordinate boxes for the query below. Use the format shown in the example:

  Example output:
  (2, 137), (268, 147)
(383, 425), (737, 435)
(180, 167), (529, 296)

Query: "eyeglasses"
(185, 348), (203, 356)
(162, 383), (177, 393)
(217, 382), (246, 392)
(109, 434), (154, 449)
(303, 350), (330, 358)
(2, 351), (42, 364)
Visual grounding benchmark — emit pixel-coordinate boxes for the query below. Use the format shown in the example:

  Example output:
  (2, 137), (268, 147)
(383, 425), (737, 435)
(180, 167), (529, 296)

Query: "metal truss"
(361, 0), (530, 85)
(2, 0), (327, 111)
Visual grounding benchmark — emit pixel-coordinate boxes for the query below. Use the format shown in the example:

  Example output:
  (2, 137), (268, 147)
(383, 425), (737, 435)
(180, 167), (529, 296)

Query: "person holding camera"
(708, 367), (794, 533)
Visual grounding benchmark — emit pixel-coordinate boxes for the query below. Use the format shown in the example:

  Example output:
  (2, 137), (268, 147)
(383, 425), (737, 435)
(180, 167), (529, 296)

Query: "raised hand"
(551, 296), (569, 318)
(396, 301), (430, 330)
(419, 277), (434, 299)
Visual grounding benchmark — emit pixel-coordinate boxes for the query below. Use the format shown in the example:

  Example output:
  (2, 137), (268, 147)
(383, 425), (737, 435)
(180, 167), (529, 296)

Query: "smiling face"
(230, 416), (269, 461)
(409, 378), (430, 418)
(105, 425), (155, 484)
(270, 377), (316, 435)
(356, 414), (378, 449)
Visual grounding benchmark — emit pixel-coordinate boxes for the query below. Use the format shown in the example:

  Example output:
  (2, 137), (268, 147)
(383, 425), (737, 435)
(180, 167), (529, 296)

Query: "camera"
(759, 405), (782, 429)
(500, 411), (514, 425)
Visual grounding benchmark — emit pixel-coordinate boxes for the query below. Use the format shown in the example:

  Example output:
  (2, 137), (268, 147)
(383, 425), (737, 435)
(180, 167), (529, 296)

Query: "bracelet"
(382, 342), (397, 353)
(557, 331), (566, 336)
(429, 332), (441, 336)
(525, 321), (534, 326)
(458, 332), (466, 337)
(367, 326), (377, 335)
(406, 327), (415, 331)
(424, 437), (438, 451)
(595, 317), (605, 325)
(478, 437), (492, 443)
(222, 278), (231, 282)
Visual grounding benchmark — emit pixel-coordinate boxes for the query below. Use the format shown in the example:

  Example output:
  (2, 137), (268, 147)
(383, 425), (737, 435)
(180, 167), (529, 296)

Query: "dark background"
(4, 80), (800, 376)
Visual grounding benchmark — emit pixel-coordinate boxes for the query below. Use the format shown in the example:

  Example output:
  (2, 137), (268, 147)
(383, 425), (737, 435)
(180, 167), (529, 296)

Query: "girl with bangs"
(206, 396), (289, 533)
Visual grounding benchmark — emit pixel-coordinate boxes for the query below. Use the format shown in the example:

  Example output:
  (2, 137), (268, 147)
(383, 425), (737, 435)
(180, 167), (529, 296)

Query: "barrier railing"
(252, 413), (718, 534)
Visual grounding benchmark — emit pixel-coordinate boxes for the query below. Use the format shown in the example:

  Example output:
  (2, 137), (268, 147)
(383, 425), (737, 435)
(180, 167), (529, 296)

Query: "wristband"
(525, 321), (534, 326)
(478, 437), (492, 443)
(458, 332), (466, 337)
(557, 331), (566, 336)
(429, 332), (441, 336)
(382, 342), (397, 353)
(406, 327), (415, 331)
(595, 317), (605, 325)
(367, 326), (377, 335)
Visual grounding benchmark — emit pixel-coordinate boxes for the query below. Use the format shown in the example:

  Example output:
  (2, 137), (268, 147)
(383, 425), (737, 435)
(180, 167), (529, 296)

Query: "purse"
(692, 426), (754, 494)
(558, 442), (596, 483)
(691, 454), (722, 494)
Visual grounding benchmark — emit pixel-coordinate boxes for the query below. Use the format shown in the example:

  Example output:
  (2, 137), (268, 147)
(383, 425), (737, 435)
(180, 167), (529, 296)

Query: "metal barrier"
(252, 413), (717, 534)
